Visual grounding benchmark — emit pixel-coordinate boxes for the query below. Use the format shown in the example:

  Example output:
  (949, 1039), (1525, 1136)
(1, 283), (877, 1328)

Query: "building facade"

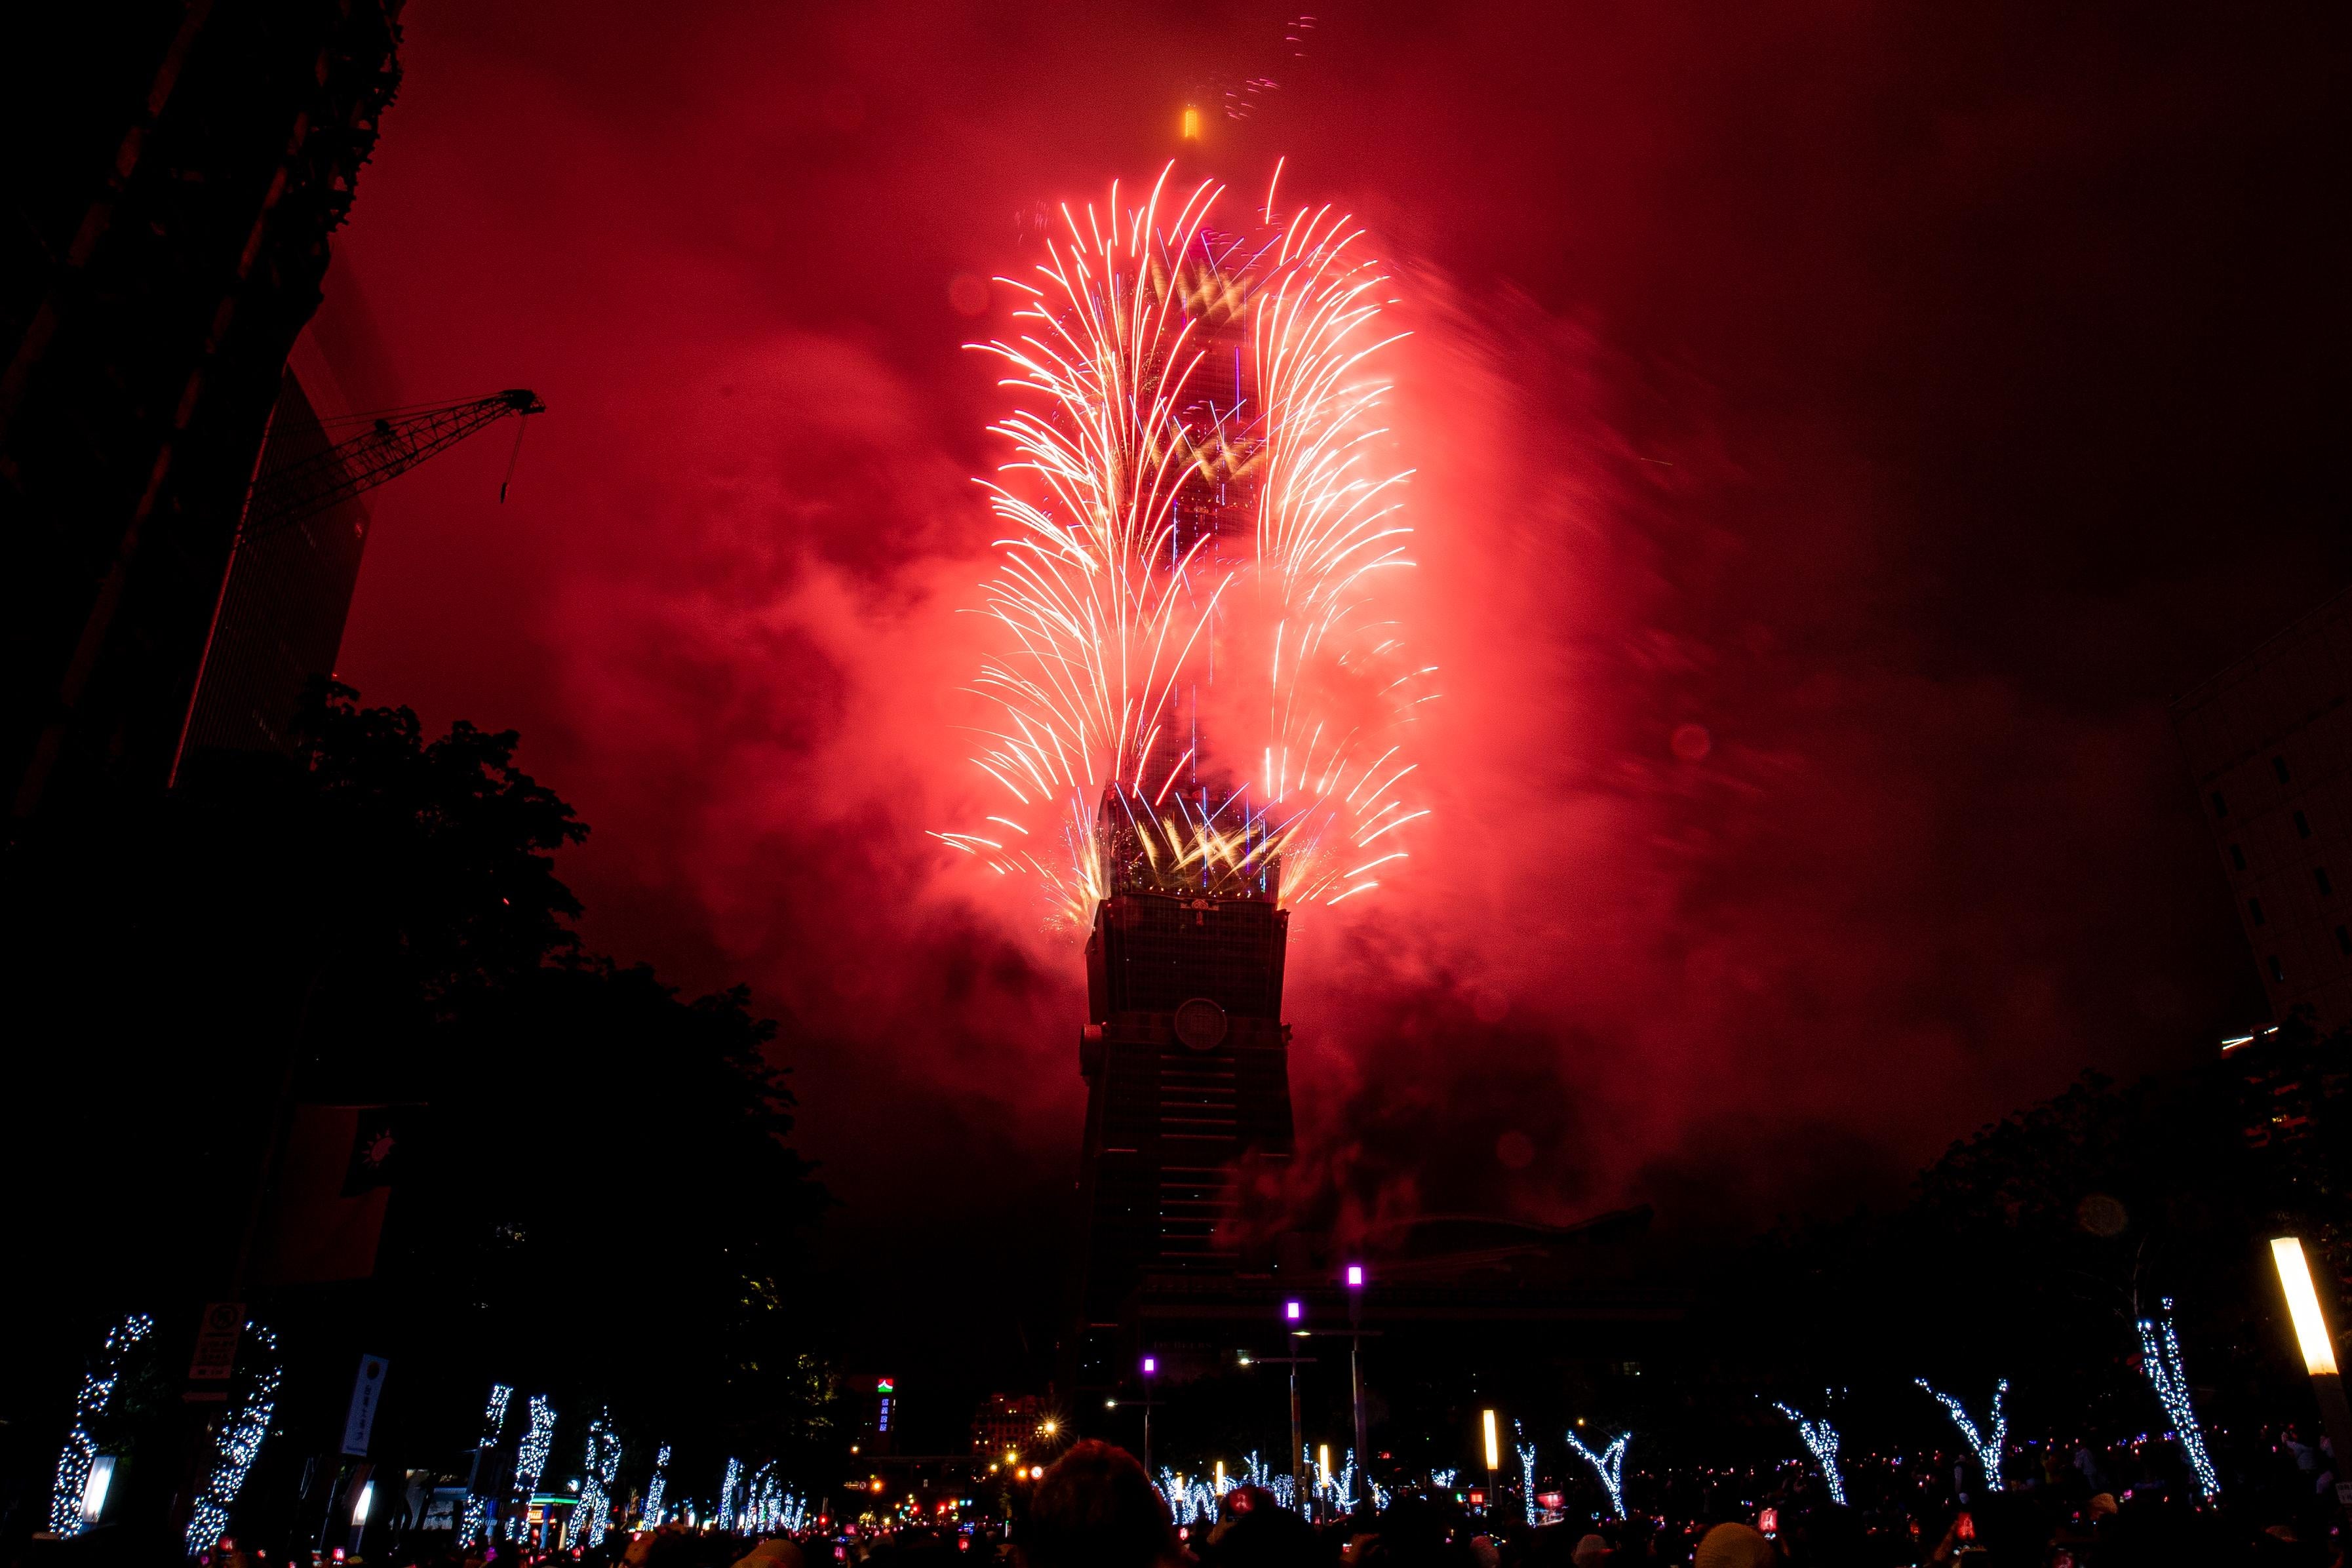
(2173, 586), (2352, 1030)
(1, 0), (403, 819)
(1068, 792), (1299, 1389)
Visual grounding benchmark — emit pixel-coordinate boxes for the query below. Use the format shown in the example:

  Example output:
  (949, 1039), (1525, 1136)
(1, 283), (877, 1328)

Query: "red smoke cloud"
(331, 0), (2345, 1339)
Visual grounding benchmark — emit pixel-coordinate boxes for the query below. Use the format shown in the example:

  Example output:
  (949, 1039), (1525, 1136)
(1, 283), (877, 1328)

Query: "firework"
(941, 166), (1424, 922)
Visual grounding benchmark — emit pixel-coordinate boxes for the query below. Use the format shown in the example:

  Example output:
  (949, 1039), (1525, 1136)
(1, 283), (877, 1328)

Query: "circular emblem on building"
(1173, 996), (1229, 1052)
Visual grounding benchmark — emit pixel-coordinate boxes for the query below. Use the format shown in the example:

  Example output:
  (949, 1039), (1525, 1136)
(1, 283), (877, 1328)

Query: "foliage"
(3, 681), (833, 1546)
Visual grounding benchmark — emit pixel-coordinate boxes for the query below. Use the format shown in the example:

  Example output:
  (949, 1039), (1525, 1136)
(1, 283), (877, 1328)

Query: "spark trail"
(939, 167), (1424, 924)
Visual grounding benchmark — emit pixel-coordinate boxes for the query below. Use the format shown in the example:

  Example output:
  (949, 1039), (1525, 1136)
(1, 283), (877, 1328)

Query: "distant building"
(2172, 586), (2352, 1030)
(970, 1393), (1049, 1460)
(843, 1371), (899, 1456)
(0, 0), (403, 818)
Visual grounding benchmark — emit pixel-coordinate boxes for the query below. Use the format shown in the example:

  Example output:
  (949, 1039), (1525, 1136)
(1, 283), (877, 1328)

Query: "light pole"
(1259, 1299), (1314, 1513)
(2270, 1237), (2352, 1529)
(1345, 1263), (1370, 1501)
(1481, 1409), (1500, 1519)
(1141, 1356), (1157, 1480)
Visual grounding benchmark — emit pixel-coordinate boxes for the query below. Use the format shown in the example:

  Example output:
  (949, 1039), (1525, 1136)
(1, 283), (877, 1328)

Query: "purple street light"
(1141, 1356), (1156, 1376)
(1346, 1264), (1365, 1289)
(1285, 1299), (1303, 1323)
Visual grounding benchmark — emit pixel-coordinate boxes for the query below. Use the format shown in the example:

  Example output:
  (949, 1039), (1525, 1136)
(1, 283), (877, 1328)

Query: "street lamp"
(1481, 1409), (1500, 1517)
(1141, 1356), (1158, 1478)
(1270, 1300), (1312, 1509)
(2271, 1236), (2352, 1526)
(1344, 1263), (1369, 1501)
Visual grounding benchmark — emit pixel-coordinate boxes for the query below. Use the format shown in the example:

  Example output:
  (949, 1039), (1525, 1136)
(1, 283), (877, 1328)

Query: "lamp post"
(1269, 1300), (1312, 1512)
(1141, 1356), (1157, 1480)
(1345, 1263), (1370, 1502)
(1481, 1409), (1500, 1518)
(2270, 1237), (2352, 1527)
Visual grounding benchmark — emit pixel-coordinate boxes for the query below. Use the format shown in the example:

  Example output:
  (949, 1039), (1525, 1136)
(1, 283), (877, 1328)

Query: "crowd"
(358, 1428), (2342, 1568)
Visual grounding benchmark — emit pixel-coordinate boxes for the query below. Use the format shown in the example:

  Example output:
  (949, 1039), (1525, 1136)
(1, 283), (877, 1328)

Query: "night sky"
(326, 1), (2351, 1391)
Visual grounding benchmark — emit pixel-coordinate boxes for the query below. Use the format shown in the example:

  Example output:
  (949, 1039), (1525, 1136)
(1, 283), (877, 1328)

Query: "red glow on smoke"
(329, 0), (2333, 1301)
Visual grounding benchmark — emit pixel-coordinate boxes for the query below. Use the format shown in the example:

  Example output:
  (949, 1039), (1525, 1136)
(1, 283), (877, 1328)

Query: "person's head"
(1571, 1533), (1610, 1567)
(1693, 1523), (1776, 1568)
(1024, 1440), (1170, 1568)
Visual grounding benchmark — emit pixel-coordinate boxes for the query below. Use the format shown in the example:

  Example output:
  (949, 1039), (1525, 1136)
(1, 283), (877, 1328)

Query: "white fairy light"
(48, 1312), (153, 1538)
(1771, 1399), (1847, 1506)
(572, 1410), (623, 1548)
(2138, 1300), (2220, 1499)
(509, 1396), (557, 1538)
(1430, 1468), (1458, 1491)
(1914, 1379), (2006, 1489)
(719, 1457), (743, 1530)
(644, 1442), (673, 1525)
(1514, 1421), (1539, 1526)
(1565, 1429), (1630, 1518)
(182, 1323), (282, 1558)
(750, 1460), (782, 1531)
(460, 1382), (515, 1539)
(1158, 1468), (1223, 1524)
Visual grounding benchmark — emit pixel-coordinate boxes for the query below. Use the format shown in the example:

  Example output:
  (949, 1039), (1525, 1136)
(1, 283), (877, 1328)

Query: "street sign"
(342, 1355), (389, 1456)
(188, 1302), (244, 1381)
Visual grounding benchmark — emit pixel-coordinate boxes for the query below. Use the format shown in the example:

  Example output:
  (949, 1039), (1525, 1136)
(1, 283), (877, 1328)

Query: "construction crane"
(239, 387), (545, 541)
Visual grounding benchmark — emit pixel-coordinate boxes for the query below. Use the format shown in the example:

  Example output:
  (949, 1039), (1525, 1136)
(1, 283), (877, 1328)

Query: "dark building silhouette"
(175, 336), (376, 772)
(1, 0), (403, 820)
(2173, 585), (2352, 1030)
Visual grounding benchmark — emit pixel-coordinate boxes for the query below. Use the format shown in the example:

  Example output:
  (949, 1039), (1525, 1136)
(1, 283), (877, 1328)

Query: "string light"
(643, 1442), (672, 1525)
(1771, 1398), (1847, 1506)
(1914, 1379), (2006, 1491)
(1429, 1468), (1458, 1491)
(718, 1457), (743, 1531)
(1514, 1421), (1538, 1526)
(183, 1323), (282, 1558)
(573, 1410), (623, 1548)
(1158, 1468), (1222, 1523)
(2137, 1299), (2220, 1499)
(48, 1312), (153, 1538)
(509, 1396), (557, 1539)
(460, 1382), (515, 1540)
(750, 1460), (785, 1531)
(1565, 1429), (1630, 1518)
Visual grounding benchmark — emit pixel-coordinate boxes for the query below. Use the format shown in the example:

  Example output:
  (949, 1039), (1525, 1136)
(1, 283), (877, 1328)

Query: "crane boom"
(240, 387), (545, 541)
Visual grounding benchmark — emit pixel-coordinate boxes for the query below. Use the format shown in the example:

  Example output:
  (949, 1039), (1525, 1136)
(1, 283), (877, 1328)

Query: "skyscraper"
(1064, 216), (1301, 1388)
(1070, 789), (1298, 1387)
(2173, 585), (2352, 1030)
